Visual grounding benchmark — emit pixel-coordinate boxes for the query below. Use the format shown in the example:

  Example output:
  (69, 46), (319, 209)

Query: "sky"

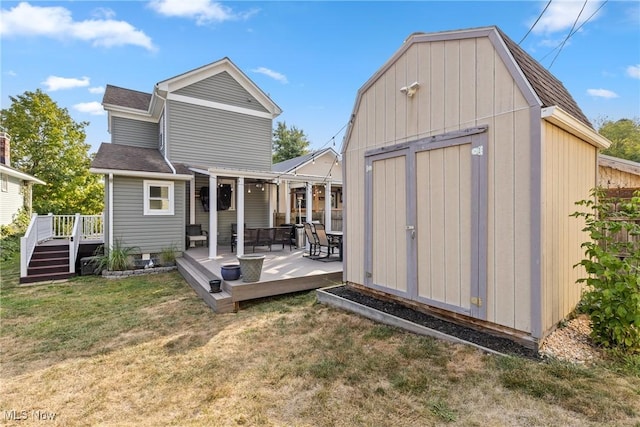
(1, 0), (639, 155)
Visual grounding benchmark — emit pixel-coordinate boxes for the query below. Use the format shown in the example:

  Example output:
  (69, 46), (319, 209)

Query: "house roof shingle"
(272, 148), (338, 173)
(103, 85), (152, 111)
(92, 143), (174, 174)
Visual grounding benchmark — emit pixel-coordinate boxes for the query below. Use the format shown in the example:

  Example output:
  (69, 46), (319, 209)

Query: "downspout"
(154, 90), (177, 175)
(108, 173), (113, 249)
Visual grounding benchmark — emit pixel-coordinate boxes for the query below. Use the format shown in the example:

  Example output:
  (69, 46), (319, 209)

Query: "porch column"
(189, 178), (196, 225)
(284, 180), (291, 224)
(306, 182), (312, 224)
(237, 177), (245, 257)
(208, 175), (217, 259)
(324, 180), (332, 232)
(268, 182), (274, 228)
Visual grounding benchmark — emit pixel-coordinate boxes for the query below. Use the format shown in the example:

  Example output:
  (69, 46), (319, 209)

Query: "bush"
(93, 240), (139, 272)
(572, 188), (640, 353)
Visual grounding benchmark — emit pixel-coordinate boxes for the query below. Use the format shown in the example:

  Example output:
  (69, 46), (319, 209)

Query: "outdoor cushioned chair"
(313, 223), (339, 259)
(186, 224), (208, 248)
(303, 223), (320, 257)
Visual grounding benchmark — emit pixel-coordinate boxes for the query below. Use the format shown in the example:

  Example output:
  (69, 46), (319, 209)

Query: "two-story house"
(91, 58), (327, 261)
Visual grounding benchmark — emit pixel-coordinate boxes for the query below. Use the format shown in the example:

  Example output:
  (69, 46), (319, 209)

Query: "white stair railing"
(20, 213), (39, 278)
(69, 213), (81, 273)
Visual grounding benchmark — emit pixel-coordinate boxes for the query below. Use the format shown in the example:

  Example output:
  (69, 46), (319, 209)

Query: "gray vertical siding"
(112, 176), (185, 253)
(167, 100), (272, 170)
(112, 117), (159, 149)
(175, 71), (269, 113)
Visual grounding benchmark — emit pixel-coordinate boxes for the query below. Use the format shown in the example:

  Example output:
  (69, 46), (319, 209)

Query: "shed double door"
(365, 130), (487, 320)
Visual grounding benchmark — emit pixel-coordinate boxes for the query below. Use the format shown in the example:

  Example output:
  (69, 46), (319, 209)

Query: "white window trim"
(1, 174), (7, 192)
(144, 180), (174, 216)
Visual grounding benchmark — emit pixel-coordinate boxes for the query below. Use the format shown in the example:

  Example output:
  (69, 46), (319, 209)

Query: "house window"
(144, 180), (174, 215)
(1, 174), (7, 192)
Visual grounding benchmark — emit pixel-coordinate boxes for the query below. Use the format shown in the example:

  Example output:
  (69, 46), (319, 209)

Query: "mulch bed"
(324, 285), (540, 360)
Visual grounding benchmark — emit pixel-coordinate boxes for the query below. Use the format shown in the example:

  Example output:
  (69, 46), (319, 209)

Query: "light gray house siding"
(111, 176), (185, 254)
(175, 71), (269, 114)
(112, 117), (158, 149)
(167, 100), (272, 170)
(0, 174), (24, 225)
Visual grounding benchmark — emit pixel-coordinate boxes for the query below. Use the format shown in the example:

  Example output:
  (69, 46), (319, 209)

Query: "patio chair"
(186, 224), (208, 248)
(304, 223), (320, 257)
(313, 223), (340, 259)
(273, 226), (293, 251)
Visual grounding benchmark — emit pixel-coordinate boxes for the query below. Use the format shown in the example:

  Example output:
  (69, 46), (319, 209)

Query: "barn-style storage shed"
(341, 26), (611, 348)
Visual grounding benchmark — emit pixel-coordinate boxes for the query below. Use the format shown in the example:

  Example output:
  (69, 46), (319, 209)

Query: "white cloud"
(587, 89), (619, 99)
(252, 67), (288, 84)
(627, 64), (640, 79)
(148, 0), (258, 25)
(73, 101), (105, 115)
(0, 2), (155, 51)
(6, 70), (17, 77)
(41, 76), (90, 92)
(532, 0), (604, 35)
(89, 86), (105, 94)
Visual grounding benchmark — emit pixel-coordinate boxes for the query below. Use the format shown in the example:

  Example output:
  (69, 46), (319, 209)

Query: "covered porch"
(177, 245), (342, 313)
(188, 165), (342, 258)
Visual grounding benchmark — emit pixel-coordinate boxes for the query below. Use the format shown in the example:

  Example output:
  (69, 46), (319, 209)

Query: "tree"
(598, 118), (640, 163)
(0, 89), (103, 214)
(272, 121), (310, 163)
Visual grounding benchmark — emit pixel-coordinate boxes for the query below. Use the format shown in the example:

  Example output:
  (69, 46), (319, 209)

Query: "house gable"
(174, 71), (269, 114)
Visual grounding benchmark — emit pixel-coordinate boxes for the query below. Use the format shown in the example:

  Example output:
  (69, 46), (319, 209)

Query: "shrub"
(160, 243), (178, 266)
(572, 188), (640, 354)
(93, 239), (139, 272)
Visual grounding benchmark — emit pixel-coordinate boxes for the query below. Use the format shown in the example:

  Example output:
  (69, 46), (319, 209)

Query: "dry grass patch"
(1, 252), (640, 426)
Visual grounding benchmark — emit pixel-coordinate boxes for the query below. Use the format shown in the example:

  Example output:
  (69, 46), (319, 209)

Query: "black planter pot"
(209, 279), (222, 293)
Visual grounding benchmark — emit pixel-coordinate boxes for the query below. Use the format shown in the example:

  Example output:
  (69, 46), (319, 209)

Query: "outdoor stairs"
(20, 242), (75, 284)
(177, 252), (235, 314)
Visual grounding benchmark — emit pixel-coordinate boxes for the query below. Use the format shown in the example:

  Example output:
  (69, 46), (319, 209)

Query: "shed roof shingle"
(497, 27), (593, 129)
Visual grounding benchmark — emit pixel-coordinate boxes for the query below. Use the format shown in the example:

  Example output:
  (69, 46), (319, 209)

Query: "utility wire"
(548, 0), (589, 69)
(519, 0), (553, 45)
(538, 0), (608, 64)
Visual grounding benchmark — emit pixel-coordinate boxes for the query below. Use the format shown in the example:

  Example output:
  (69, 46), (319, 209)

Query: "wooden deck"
(177, 246), (343, 313)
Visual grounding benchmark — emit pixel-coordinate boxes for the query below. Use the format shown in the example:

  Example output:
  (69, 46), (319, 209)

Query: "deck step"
(29, 257), (70, 268)
(177, 257), (235, 314)
(20, 271), (75, 284)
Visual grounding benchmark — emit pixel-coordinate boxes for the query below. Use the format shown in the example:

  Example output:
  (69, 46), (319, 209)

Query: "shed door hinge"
(471, 297), (483, 307)
(366, 165), (373, 172)
(366, 271), (373, 278)
(471, 146), (484, 156)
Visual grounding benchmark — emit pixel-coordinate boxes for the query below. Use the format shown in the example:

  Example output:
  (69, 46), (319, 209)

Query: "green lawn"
(1, 243), (639, 426)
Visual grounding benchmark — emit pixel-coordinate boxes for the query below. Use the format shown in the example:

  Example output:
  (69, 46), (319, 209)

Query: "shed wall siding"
(0, 175), (24, 225)
(599, 166), (640, 188)
(112, 176), (185, 254)
(541, 122), (596, 334)
(112, 117), (158, 149)
(174, 71), (269, 114)
(344, 35), (535, 333)
(167, 100), (272, 170)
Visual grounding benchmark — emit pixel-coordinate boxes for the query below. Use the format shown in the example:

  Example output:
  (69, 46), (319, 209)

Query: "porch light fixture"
(400, 81), (420, 97)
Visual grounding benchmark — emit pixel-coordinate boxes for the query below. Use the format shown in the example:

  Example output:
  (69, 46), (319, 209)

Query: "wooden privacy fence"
(602, 188), (640, 257)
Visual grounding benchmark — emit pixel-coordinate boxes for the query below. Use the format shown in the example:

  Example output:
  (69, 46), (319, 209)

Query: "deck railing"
(21, 213), (104, 278)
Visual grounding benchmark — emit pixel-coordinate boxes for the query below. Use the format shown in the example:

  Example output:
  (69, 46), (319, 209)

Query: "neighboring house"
(0, 130), (45, 226)
(272, 147), (343, 229)
(598, 154), (640, 189)
(341, 26), (611, 350)
(91, 58), (327, 260)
